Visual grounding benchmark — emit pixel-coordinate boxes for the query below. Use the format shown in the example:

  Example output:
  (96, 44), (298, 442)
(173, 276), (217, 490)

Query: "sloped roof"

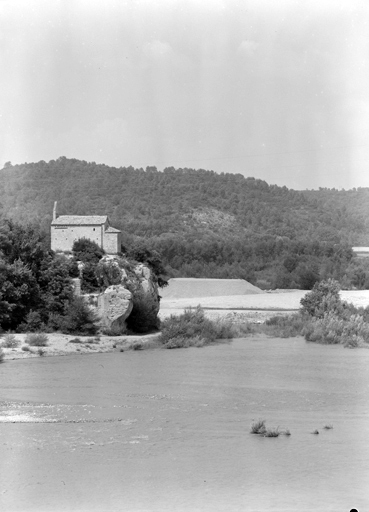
(105, 226), (121, 233)
(52, 215), (108, 226)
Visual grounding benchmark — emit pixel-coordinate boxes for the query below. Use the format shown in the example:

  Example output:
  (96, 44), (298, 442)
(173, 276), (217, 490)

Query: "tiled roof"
(52, 215), (108, 226)
(105, 226), (121, 233)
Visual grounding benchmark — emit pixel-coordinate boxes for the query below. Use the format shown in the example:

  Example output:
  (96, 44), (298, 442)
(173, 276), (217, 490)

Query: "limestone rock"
(96, 255), (128, 287)
(98, 285), (133, 331)
(132, 263), (160, 317)
(93, 255), (160, 330)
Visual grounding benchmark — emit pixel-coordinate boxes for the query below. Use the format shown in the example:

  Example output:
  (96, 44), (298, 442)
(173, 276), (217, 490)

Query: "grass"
(25, 333), (48, 347)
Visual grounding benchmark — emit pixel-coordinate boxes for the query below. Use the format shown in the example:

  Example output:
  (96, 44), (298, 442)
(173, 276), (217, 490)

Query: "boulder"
(98, 285), (133, 332)
(92, 255), (160, 331)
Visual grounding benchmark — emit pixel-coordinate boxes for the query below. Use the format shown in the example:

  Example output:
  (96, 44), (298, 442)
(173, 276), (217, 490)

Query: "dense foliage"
(260, 280), (369, 348)
(159, 306), (240, 348)
(0, 219), (74, 331)
(2, 157), (369, 288)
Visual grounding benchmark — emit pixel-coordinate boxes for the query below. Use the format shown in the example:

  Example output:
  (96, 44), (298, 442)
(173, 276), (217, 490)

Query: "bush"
(164, 335), (207, 349)
(101, 324), (127, 336)
(25, 333), (48, 346)
(303, 312), (369, 347)
(262, 314), (305, 338)
(69, 337), (82, 343)
(1, 333), (19, 348)
(300, 279), (343, 318)
(50, 296), (99, 335)
(0, 348), (4, 363)
(159, 306), (237, 348)
(126, 289), (160, 334)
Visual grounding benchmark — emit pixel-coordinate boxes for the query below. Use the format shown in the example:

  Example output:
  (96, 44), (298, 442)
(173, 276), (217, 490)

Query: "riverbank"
(3, 289), (369, 361)
(0, 332), (162, 361)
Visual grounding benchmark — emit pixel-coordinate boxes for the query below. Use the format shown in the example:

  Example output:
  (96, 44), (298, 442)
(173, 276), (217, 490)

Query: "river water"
(1, 337), (368, 512)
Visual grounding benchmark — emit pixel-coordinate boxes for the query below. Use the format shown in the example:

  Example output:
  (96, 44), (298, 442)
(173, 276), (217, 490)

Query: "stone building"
(51, 203), (121, 254)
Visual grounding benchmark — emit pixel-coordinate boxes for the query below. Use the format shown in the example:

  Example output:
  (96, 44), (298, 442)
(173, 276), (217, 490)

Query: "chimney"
(53, 201), (57, 221)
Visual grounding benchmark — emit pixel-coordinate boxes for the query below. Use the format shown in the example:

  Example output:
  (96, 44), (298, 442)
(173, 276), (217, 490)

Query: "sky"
(1, 0), (368, 190)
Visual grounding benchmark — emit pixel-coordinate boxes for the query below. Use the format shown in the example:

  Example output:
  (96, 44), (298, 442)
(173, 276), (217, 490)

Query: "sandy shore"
(0, 332), (161, 362)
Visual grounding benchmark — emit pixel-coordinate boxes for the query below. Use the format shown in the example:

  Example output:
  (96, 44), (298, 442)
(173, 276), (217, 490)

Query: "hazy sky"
(1, 0), (368, 189)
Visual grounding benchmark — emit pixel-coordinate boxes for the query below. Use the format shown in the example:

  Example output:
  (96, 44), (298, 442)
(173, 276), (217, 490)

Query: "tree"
(300, 279), (343, 318)
(0, 259), (39, 330)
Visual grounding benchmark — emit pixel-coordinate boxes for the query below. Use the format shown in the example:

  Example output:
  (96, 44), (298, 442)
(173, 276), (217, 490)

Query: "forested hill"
(2, 157), (369, 289)
(1, 157), (368, 243)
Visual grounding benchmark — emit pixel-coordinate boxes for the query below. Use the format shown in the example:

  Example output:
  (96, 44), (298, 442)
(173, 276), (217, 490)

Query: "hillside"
(1, 157), (367, 243)
(2, 157), (369, 289)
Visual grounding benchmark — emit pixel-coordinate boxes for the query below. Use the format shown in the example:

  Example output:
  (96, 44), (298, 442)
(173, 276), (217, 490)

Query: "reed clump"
(250, 419), (266, 435)
(250, 420), (290, 438)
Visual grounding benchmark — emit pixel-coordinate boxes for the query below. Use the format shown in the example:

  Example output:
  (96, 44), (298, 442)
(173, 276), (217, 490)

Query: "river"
(1, 337), (368, 512)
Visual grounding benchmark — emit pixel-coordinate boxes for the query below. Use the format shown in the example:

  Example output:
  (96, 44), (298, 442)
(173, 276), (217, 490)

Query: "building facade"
(51, 206), (121, 254)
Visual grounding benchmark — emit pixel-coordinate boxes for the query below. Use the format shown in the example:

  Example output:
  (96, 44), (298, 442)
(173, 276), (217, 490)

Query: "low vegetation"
(261, 314), (305, 338)
(159, 306), (241, 349)
(250, 419), (266, 435)
(250, 420), (288, 437)
(1, 333), (19, 348)
(25, 333), (48, 347)
(254, 279), (369, 348)
(0, 348), (4, 363)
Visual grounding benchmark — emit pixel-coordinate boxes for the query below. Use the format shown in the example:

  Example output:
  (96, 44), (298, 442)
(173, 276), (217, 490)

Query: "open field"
(159, 286), (369, 321)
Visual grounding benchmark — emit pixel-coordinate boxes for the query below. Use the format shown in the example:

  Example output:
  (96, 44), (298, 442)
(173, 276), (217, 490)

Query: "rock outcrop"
(92, 255), (160, 332)
(98, 285), (133, 332)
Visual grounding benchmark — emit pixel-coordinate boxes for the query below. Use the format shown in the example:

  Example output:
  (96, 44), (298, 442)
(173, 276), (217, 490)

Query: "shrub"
(69, 337), (82, 344)
(1, 333), (19, 348)
(300, 279), (344, 318)
(101, 324), (127, 336)
(52, 296), (99, 335)
(0, 348), (4, 363)
(262, 314), (305, 338)
(126, 289), (159, 334)
(159, 307), (237, 348)
(303, 312), (369, 346)
(37, 348), (46, 356)
(25, 333), (48, 346)
(164, 335), (207, 349)
(21, 345), (30, 352)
